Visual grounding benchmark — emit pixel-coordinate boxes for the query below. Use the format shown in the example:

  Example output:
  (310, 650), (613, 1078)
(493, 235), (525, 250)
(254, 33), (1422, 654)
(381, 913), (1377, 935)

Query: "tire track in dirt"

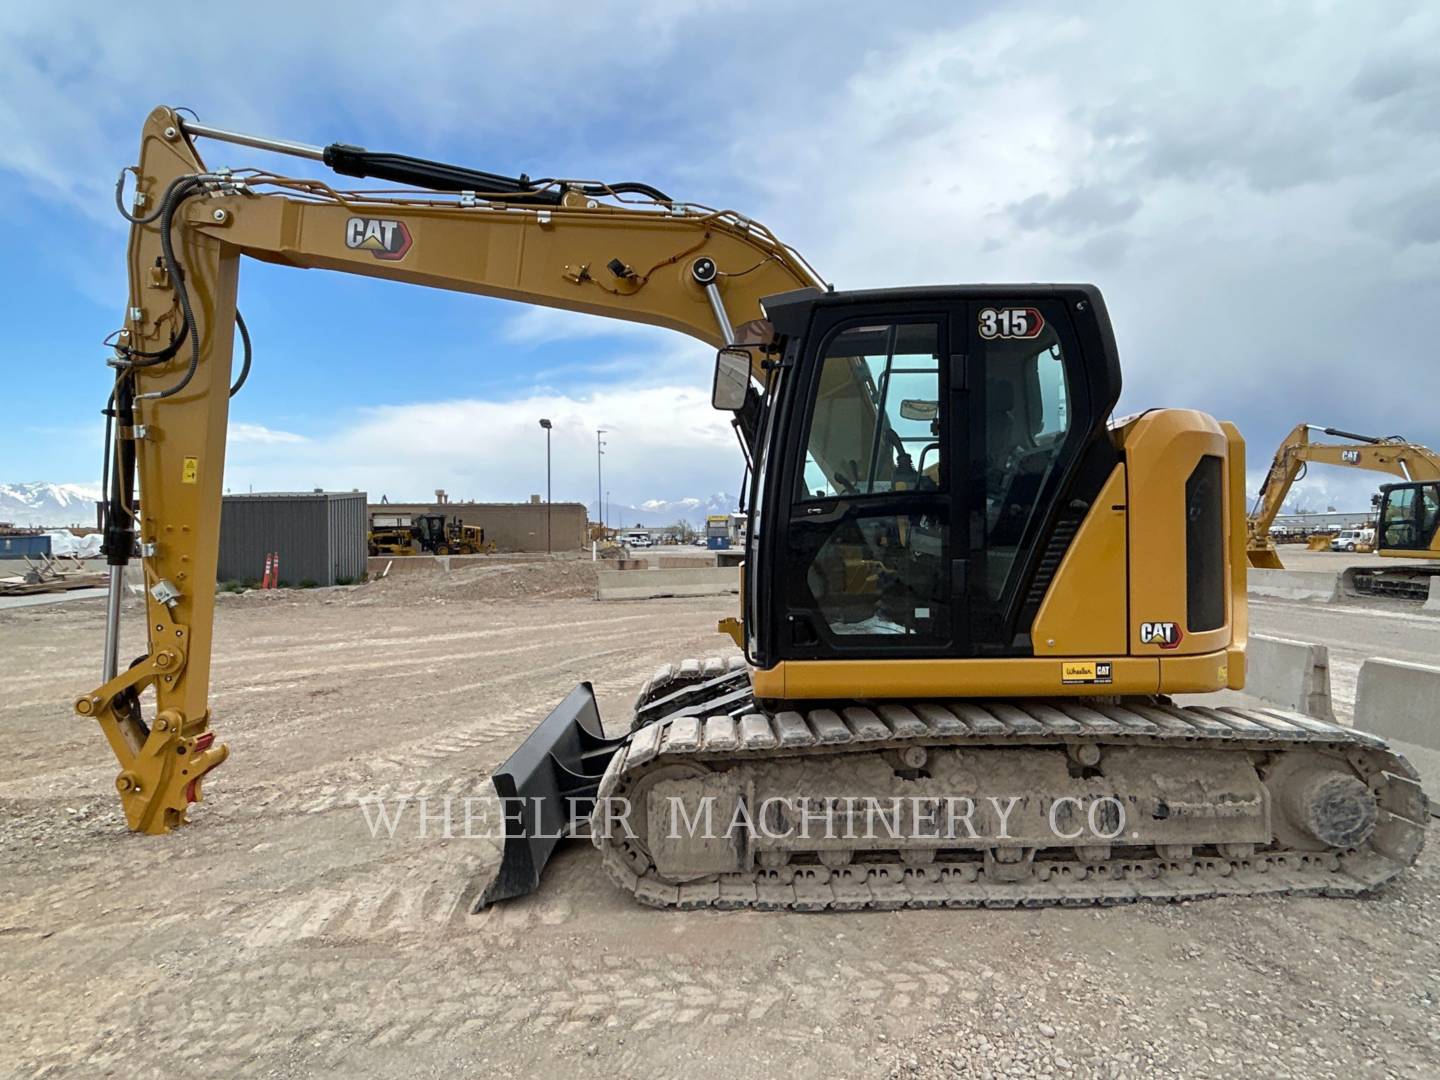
(12, 942), (972, 1077)
(4, 641), (693, 938)
(0, 617), (698, 800)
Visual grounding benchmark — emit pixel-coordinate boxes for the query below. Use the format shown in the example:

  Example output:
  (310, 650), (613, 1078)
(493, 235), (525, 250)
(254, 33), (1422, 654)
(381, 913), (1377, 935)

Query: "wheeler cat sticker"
(1061, 660), (1113, 685)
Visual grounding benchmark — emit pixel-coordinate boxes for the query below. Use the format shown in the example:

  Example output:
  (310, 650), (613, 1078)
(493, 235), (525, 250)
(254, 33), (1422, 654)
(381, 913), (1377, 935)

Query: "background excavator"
(1247, 424), (1440, 598)
(79, 107), (1426, 911)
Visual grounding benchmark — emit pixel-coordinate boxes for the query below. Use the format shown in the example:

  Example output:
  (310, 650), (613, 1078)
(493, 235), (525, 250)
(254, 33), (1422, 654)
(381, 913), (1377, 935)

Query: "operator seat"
(985, 377), (1041, 545)
(986, 380), (1018, 485)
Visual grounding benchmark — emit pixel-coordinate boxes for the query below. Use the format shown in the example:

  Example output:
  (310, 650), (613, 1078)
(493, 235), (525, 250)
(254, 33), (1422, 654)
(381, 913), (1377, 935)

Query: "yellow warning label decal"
(182, 457), (199, 484)
(1061, 660), (1113, 685)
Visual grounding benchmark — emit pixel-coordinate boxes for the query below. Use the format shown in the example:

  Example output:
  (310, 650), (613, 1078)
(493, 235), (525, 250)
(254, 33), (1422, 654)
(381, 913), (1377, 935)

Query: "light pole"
(596, 428), (607, 537)
(538, 418), (552, 554)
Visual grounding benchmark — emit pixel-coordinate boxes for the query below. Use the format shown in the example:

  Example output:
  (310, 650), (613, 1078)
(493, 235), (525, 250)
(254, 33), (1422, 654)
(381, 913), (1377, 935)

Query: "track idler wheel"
(1283, 769), (1379, 849)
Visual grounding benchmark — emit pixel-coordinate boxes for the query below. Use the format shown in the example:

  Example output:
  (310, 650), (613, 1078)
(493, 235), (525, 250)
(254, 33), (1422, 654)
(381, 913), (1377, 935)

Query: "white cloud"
(227, 422), (306, 445)
(1246, 469), (1387, 517)
(0, 2), (752, 218)
(499, 306), (675, 347)
(222, 381), (743, 510)
(722, 4), (1440, 507)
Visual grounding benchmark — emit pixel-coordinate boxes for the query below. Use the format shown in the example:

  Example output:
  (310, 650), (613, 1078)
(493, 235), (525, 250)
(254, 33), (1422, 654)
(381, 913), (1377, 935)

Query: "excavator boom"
(86, 106), (819, 834)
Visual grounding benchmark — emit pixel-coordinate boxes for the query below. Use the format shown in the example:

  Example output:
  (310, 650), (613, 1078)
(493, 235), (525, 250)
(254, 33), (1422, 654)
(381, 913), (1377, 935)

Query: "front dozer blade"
(474, 681), (627, 910)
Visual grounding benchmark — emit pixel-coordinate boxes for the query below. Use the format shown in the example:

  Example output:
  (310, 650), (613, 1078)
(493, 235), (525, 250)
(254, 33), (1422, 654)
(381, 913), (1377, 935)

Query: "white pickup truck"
(1331, 528), (1374, 552)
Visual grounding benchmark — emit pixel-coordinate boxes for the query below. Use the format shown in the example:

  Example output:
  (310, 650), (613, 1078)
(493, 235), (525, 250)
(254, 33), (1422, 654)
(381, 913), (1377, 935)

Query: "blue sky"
(4, 2), (1439, 516)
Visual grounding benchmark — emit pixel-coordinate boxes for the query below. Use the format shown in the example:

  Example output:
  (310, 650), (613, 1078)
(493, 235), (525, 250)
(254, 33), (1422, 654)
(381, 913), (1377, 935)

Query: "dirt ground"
(2, 559), (1436, 1079)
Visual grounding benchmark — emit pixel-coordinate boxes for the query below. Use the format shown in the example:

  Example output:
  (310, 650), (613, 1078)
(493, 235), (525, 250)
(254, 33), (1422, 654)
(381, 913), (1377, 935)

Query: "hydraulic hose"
(99, 386), (115, 520)
(138, 178), (206, 400)
(229, 310), (252, 397)
(113, 175), (205, 367)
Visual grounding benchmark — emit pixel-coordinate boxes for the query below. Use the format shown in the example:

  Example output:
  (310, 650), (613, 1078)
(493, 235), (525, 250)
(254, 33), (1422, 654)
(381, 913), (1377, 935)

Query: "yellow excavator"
(1247, 424), (1440, 598)
(79, 107), (1426, 910)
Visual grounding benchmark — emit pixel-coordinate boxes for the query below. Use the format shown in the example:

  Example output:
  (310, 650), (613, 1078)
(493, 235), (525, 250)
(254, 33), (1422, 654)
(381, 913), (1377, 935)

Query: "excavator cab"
(744, 285), (1119, 669)
(1376, 481), (1440, 558)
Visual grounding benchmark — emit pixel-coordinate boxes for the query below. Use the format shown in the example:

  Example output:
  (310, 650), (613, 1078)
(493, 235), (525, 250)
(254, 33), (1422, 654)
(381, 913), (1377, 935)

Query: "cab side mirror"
(711, 346), (751, 411)
(898, 399), (938, 422)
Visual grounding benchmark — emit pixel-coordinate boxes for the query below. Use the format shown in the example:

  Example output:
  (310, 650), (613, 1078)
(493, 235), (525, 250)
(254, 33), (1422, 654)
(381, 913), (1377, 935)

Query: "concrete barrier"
(647, 555), (714, 569)
(1247, 568), (1341, 602)
(1426, 576), (1440, 613)
(1243, 634), (1336, 722)
(597, 566), (739, 600)
(1354, 658), (1440, 749)
(1354, 657), (1440, 816)
(365, 552), (578, 577)
(614, 556), (715, 570)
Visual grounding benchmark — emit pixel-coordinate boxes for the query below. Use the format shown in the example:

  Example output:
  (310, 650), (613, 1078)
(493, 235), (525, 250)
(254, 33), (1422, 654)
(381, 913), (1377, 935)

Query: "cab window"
(795, 323), (941, 501)
(980, 335), (1072, 600)
(1383, 487), (1418, 548)
(788, 320), (948, 643)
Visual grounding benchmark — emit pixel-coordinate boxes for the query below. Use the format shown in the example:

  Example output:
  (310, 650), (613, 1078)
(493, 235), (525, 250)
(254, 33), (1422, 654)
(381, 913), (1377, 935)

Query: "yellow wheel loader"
(78, 108), (1426, 910)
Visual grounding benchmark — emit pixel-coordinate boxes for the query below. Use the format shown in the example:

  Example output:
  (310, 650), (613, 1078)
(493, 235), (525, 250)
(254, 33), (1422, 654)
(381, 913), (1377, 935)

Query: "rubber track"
(630, 657), (747, 732)
(594, 685), (1429, 911)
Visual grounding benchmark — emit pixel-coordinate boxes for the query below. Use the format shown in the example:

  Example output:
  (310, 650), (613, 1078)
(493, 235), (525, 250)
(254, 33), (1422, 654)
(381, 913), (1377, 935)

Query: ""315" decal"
(978, 307), (1045, 340)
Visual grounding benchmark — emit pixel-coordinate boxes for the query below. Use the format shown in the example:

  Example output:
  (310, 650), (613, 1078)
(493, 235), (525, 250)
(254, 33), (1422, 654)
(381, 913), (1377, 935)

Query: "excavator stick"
(474, 682), (627, 909)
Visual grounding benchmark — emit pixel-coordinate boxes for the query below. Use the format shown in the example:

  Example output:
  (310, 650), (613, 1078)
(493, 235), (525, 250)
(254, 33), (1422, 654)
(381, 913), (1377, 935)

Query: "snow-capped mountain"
(639, 492), (737, 517)
(605, 492), (738, 528)
(2, 480), (739, 529)
(0, 482), (102, 527)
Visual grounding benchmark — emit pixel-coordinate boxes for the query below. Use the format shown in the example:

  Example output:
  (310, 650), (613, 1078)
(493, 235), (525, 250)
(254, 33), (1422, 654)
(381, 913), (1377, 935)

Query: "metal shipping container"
(0, 534), (52, 558)
(218, 491), (367, 587)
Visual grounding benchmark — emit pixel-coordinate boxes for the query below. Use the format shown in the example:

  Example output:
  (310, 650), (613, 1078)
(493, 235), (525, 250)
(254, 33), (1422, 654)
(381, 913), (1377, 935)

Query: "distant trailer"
(218, 491), (367, 586)
(0, 534), (51, 559)
(705, 514), (730, 550)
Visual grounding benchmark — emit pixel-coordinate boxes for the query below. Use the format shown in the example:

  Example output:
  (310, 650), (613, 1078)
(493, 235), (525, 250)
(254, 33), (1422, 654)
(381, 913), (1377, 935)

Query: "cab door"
(1379, 482), (1440, 554)
(769, 291), (1104, 664)
(777, 309), (969, 659)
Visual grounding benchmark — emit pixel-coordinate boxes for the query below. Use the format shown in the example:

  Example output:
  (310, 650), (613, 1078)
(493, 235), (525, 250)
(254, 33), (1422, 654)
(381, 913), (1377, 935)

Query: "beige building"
(369, 498), (588, 552)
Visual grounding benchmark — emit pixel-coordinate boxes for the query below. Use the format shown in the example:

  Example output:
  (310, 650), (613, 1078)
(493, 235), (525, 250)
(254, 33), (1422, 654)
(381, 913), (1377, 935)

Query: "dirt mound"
(368, 557), (601, 604)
